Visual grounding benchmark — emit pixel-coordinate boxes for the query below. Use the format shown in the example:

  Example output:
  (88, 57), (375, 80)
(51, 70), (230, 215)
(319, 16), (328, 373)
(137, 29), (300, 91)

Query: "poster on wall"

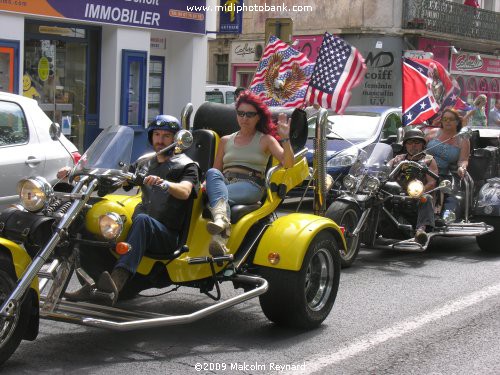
(344, 36), (403, 107)
(0, 0), (206, 34)
(219, 0), (243, 33)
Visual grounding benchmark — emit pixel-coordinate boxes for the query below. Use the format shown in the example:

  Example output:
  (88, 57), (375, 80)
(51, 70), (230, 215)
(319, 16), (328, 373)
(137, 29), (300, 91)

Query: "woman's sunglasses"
(237, 110), (258, 118)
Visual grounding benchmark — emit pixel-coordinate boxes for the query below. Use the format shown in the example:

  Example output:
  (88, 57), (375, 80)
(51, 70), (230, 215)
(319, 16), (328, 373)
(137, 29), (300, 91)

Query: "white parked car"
(0, 92), (80, 206)
(205, 84), (238, 104)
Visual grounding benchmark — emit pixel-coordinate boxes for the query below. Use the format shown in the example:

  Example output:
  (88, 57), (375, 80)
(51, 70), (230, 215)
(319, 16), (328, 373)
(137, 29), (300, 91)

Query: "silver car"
(0, 92), (80, 206)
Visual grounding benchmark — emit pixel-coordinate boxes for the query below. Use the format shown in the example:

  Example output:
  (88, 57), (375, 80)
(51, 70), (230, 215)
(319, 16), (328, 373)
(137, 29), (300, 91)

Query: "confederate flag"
(402, 58), (461, 126)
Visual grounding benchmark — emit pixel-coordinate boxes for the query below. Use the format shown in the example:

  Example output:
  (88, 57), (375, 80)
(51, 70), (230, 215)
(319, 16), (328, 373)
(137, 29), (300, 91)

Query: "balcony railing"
(403, 0), (500, 42)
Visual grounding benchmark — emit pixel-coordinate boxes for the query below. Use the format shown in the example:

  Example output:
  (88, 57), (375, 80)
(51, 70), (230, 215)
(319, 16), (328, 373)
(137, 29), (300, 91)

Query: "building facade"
(207, 0), (500, 112)
(0, 1), (211, 158)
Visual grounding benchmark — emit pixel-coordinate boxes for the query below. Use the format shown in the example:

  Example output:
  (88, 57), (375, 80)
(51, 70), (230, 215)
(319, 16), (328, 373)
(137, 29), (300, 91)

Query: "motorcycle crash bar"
(40, 274), (268, 331)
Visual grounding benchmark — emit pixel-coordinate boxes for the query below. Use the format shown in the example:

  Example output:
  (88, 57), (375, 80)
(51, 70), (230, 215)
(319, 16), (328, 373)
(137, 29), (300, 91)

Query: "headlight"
(16, 177), (53, 212)
(365, 176), (380, 191)
(327, 149), (358, 168)
(343, 174), (357, 190)
(407, 179), (424, 198)
(98, 213), (124, 240)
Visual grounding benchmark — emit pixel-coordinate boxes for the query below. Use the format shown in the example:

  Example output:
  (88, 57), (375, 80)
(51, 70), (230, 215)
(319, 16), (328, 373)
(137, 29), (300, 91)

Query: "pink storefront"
(418, 37), (499, 112)
(450, 53), (500, 112)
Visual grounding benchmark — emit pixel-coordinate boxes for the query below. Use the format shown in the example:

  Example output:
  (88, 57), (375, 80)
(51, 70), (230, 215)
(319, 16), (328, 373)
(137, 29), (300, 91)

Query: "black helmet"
(147, 115), (181, 144)
(403, 128), (426, 146)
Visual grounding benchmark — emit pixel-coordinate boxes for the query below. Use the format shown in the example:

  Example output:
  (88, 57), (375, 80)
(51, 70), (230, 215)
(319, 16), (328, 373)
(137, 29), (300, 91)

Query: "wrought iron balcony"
(403, 0), (500, 42)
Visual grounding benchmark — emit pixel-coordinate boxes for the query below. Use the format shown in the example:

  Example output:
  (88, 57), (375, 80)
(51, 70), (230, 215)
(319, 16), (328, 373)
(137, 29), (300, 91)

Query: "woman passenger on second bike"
(425, 108), (470, 221)
(205, 90), (294, 256)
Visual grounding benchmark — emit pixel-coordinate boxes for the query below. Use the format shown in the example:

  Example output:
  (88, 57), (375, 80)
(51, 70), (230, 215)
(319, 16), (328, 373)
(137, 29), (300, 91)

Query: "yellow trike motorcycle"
(0, 104), (345, 365)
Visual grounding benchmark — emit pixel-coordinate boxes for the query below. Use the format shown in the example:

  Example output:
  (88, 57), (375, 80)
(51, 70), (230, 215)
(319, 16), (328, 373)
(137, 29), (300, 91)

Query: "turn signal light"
(339, 226), (346, 235)
(420, 195), (427, 203)
(268, 252), (280, 265)
(116, 242), (131, 255)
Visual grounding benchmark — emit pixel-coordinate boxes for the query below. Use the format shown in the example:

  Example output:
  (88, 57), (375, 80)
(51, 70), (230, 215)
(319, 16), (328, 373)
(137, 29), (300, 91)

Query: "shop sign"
(219, 0), (242, 34)
(403, 50), (434, 60)
(150, 37), (166, 50)
(450, 53), (500, 78)
(38, 56), (50, 81)
(231, 41), (262, 63)
(0, 0), (206, 34)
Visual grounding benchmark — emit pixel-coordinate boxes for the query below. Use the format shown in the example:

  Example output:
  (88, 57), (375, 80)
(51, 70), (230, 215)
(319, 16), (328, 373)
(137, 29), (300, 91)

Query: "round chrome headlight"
(343, 175), (357, 190)
(16, 177), (53, 212)
(407, 179), (424, 198)
(98, 213), (124, 240)
(365, 176), (380, 192)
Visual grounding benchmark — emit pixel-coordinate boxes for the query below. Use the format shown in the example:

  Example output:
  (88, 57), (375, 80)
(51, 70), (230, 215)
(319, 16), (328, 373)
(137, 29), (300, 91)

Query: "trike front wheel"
(258, 231), (341, 329)
(0, 269), (31, 365)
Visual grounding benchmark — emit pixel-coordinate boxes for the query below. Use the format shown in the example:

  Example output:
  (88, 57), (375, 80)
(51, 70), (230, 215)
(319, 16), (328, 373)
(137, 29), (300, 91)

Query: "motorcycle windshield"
(73, 125), (135, 174)
(349, 142), (393, 178)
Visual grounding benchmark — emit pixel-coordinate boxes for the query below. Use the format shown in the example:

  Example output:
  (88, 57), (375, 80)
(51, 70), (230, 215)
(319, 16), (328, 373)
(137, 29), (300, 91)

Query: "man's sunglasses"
(237, 110), (258, 118)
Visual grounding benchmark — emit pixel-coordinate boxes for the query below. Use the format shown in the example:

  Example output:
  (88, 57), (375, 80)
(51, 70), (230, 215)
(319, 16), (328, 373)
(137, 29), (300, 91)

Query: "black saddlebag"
(468, 146), (499, 182)
(0, 207), (55, 257)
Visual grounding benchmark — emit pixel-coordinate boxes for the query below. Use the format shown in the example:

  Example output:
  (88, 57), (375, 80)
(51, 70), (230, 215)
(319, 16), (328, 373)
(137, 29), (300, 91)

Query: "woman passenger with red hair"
(204, 90), (294, 256)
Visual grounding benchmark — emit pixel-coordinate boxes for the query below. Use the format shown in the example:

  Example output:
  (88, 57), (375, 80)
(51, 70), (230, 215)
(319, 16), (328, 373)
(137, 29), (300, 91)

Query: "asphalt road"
(1, 196), (499, 373)
(2, 228), (500, 374)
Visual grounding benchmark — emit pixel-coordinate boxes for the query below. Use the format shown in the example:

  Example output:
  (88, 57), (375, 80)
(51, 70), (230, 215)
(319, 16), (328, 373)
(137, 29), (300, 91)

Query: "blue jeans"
(205, 168), (264, 211)
(115, 213), (179, 275)
(416, 194), (435, 229)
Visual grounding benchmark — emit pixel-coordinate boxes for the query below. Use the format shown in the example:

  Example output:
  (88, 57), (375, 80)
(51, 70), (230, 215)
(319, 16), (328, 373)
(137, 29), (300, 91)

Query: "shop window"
(466, 78), (477, 103)
(455, 76), (467, 100)
(237, 72), (253, 88)
(0, 40), (19, 94)
(121, 50), (147, 126)
(148, 56), (164, 123)
(479, 78), (488, 92)
(216, 54), (229, 85)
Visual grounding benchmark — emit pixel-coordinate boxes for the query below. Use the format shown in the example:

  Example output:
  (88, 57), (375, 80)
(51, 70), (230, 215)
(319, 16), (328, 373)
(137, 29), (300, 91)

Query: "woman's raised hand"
(277, 112), (291, 139)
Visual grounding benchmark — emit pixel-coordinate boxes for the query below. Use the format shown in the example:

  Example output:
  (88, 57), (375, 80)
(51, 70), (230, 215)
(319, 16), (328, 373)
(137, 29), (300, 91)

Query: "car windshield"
(73, 125), (134, 175)
(308, 112), (381, 140)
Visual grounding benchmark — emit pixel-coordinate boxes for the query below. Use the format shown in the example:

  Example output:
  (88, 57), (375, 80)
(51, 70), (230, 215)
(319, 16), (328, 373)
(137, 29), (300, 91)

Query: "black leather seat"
(184, 129), (217, 180)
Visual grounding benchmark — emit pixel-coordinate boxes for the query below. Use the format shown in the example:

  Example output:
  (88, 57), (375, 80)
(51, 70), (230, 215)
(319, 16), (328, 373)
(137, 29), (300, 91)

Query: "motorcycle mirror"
(174, 129), (194, 150)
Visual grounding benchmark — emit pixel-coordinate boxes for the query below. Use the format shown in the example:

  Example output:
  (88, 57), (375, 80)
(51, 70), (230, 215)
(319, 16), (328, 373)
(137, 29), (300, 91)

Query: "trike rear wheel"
(475, 217), (500, 253)
(258, 231), (341, 329)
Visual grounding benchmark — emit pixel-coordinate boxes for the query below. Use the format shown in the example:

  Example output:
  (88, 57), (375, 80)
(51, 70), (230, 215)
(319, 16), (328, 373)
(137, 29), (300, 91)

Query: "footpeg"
(187, 254), (234, 265)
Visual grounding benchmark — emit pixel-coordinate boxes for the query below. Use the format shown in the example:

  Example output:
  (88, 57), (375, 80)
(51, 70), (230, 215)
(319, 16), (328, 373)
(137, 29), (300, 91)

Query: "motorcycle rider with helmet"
(63, 115), (200, 305)
(387, 128), (439, 245)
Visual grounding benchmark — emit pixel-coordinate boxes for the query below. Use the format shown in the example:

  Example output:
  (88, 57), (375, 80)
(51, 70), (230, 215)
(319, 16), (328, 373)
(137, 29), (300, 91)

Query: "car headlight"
(407, 179), (424, 198)
(327, 149), (358, 168)
(16, 177), (53, 212)
(365, 176), (380, 192)
(98, 213), (124, 240)
(343, 174), (357, 190)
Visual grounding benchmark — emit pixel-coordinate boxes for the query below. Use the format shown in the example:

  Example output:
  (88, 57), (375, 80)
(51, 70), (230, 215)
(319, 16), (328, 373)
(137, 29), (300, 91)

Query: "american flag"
(304, 33), (367, 114)
(249, 35), (314, 108)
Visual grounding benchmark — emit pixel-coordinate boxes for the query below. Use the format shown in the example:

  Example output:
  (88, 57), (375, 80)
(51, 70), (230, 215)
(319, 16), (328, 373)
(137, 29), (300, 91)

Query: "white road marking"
(288, 282), (500, 375)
